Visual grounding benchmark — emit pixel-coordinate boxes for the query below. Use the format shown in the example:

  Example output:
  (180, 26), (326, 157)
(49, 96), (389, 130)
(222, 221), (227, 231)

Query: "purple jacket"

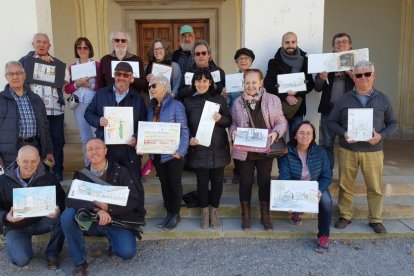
(230, 89), (287, 161)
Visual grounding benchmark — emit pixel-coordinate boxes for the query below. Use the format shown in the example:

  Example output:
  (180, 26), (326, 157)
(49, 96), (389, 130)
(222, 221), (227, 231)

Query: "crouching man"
(60, 138), (141, 276)
(0, 145), (65, 269)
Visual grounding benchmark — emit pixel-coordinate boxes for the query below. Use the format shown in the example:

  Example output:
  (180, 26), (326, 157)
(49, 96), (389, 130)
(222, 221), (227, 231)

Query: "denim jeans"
(4, 217), (65, 267)
(60, 208), (137, 266)
(317, 189), (333, 237)
(320, 113), (335, 170)
(73, 102), (94, 166)
(47, 114), (65, 176)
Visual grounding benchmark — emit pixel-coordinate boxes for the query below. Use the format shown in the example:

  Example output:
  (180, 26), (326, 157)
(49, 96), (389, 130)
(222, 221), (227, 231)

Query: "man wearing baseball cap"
(172, 25), (195, 76)
(85, 61), (147, 224)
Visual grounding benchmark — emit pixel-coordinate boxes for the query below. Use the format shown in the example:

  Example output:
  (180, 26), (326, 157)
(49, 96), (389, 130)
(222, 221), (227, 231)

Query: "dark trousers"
(195, 167), (224, 208)
(107, 145), (145, 220)
(233, 159), (241, 176)
(318, 190), (333, 237)
(153, 156), (184, 214)
(239, 158), (273, 202)
(48, 114), (65, 176)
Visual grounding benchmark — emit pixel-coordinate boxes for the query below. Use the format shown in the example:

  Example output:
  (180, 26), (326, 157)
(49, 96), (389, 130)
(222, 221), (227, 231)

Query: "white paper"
(195, 101), (221, 147)
(270, 180), (319, 213)
(136, 121), (181, 154)
(233, 127), (268, 148)
(104, 106), (134, 145)
(13, 186), (56, 218)
(277, 72), (307, 93)
(151, 63), (172, 83)
(225, 73), (244, 93)
(308, 48), (369, 73)
(111, 61), (140, 78)
(68, 179), (130, 206)
(33, 63), (56, 83)
(184, 72), (194, 85)
(347, 108), (373, 141)
(70, 61), (96, 80)
(0, 164), (4, 176)
(211, 70), (221, 83)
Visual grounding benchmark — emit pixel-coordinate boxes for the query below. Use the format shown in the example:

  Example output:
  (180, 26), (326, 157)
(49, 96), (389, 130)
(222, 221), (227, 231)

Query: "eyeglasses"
(113, 38), (127, 43)
(238, 57), (251, 62)
(148, 83), (157, 90)
(154, 47), (164, 52)
(195, 51), (208, 57)
(114, 71), (132, 78)
(354, 72), (373, 78)
(77, 46), (89, 51)
(335, 39), (349, 45)
(5, 72), (24, 78)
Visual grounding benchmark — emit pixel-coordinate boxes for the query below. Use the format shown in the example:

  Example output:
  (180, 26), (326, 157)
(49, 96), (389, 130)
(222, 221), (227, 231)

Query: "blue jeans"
(4, 217), (64, 267)
(288, 115), (303, 139)
(320, 113), (335, 170)
(47, 114), (65, 176)
(74, 102), (94, 166)
(60, 208), (137, 266)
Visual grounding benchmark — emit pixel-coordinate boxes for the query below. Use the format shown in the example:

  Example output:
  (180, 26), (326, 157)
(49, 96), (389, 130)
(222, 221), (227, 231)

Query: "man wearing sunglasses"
(328, 60), (398, 234)
(314, 33), (355, 170)
(99, 29), (147, 96)
(85, 62), (147, 225)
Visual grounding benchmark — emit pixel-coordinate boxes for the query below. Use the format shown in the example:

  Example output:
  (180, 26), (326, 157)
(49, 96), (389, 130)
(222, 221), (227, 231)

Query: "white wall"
(242, 0), (325, 138)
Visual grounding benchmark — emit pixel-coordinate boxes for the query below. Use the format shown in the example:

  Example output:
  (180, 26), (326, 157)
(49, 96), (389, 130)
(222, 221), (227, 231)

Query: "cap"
(114, 62), (133, 72)
(234, 48), (255, 61)
(180, 25), (194, 35)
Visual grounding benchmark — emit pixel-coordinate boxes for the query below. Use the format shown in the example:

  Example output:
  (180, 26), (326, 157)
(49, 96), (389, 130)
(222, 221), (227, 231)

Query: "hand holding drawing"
(47, 206), (61, 219)
(40, 55), (54, 63)
(344, 132), (357, 144)
(319, 71), (328, 81)
(6, 208), (24, 223)
(268, 132), (279, 144)
(75, 77), (91, 88)
(146, 73), (154, 83)
(286, 95), (298, 106)
(367, 129), (382, 145)
(100, 117), (109, 127)
(127, 136), (137, 147)
(190, 137), (199, 146)
(221, 87), (228, 99)
(318, 190), (322, 202)
(172, 152), (182, 159)
(213, 112), (221, 122)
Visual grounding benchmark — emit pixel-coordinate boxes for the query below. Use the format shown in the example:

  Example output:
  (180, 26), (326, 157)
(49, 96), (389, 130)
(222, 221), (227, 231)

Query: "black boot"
(163, 214), (181, 231)
(157, 212), (172, 229)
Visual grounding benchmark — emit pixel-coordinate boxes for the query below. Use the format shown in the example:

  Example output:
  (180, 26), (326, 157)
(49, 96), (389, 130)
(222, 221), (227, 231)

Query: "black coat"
(264, 48), (315, 116)
(0, 85), (53, 166)
(67, 160), (141, 223)
(0, 162), (65, 230)
(184, 92), (231, 169)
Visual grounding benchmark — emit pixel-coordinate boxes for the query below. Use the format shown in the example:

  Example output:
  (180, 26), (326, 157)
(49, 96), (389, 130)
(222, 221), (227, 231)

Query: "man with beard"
(264, 32), (314, 137)
(98, 29), (147, 95)
(172, 25), (195, 75)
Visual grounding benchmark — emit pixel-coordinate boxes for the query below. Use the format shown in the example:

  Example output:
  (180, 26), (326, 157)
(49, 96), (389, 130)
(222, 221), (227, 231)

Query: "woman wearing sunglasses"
(65, 37), (100, 167)
(230, 69), (287, 231)
(184, 69), (231, 229)
(147, 75), (189, 231)
(145, 39), (181, 98)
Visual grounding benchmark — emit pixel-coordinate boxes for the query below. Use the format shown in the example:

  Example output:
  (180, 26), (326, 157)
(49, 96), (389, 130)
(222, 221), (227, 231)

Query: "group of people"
(0, 24), (397, 274)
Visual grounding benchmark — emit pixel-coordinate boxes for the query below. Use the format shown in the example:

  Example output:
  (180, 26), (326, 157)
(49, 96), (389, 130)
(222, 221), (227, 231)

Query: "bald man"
(0, 145), (65, 269)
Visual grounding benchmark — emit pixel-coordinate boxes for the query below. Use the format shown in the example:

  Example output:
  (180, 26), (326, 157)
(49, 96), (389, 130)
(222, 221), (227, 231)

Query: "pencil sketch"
(151, 63), (172, 82)
(347, 108), (373, 141)
(104, 106), (134, 145)
(270, 180), (319, 213)
(277, 72), (306, 93)
(234, 127), (268, 148)
(33, 62), (56, 83)
(13, 186), (56, 218)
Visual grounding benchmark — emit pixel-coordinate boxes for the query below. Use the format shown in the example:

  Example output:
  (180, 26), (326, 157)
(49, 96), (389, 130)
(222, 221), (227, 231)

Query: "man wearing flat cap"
(85, 61), (147, 224)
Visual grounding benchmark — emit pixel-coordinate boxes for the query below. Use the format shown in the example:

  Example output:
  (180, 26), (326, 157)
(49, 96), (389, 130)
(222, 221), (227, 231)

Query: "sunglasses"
(148, 83), (157, 90)
(355, 72), (373, 79)
(113, 38), (127, 43)
(77, 46), (89, 51)
(114, 71), (132, 78)
(195, 51), (208, 57)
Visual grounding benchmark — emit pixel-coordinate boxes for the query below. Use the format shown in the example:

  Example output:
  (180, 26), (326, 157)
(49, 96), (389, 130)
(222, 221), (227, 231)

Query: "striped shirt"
(10, 88), (37, 138)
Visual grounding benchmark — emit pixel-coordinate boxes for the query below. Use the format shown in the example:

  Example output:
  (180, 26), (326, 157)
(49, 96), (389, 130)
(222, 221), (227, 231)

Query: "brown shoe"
(369, 222), (387, 234)
(200, 207), (209, 229)
(241, 201), (251, 231)
(72, 261), (88, 276)
(260, 201), (273, 231)
(334, 217), (352, 229)
(209, 207), (220, 229)
(47, 258), (59, 270)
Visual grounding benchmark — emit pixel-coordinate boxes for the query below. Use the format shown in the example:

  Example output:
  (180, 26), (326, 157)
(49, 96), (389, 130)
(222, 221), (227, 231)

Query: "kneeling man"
(0, 145), (65, 269)
(60, 138), (141, 276)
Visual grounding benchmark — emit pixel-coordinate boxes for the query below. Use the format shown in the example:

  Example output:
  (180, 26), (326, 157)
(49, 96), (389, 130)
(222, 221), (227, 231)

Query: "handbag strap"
(79, 168), (111, 186)
(244, 102), (256, 128)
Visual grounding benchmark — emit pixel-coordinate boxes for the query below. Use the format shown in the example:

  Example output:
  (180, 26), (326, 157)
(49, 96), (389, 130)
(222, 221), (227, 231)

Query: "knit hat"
(234, 48), (255, 61)
(180, 25), (194, 35)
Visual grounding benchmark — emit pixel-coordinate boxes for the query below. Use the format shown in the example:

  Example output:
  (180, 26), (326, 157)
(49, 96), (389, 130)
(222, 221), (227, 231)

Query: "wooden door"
(136, 20), (209, 66)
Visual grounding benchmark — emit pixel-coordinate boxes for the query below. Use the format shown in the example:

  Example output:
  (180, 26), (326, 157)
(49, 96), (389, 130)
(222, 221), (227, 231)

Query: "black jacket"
(0, 162), (65, 230)
(67, 160), (141, 223)
(184, 92), (231, 169)
(0, 85), (53, 166)
(264, 48), (314, 116)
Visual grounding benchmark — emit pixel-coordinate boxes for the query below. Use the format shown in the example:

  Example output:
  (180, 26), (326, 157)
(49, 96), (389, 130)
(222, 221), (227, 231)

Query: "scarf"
(279, 48), (304, 73)
(151, 98), (162, 122)
(243, 88), (264, 110)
